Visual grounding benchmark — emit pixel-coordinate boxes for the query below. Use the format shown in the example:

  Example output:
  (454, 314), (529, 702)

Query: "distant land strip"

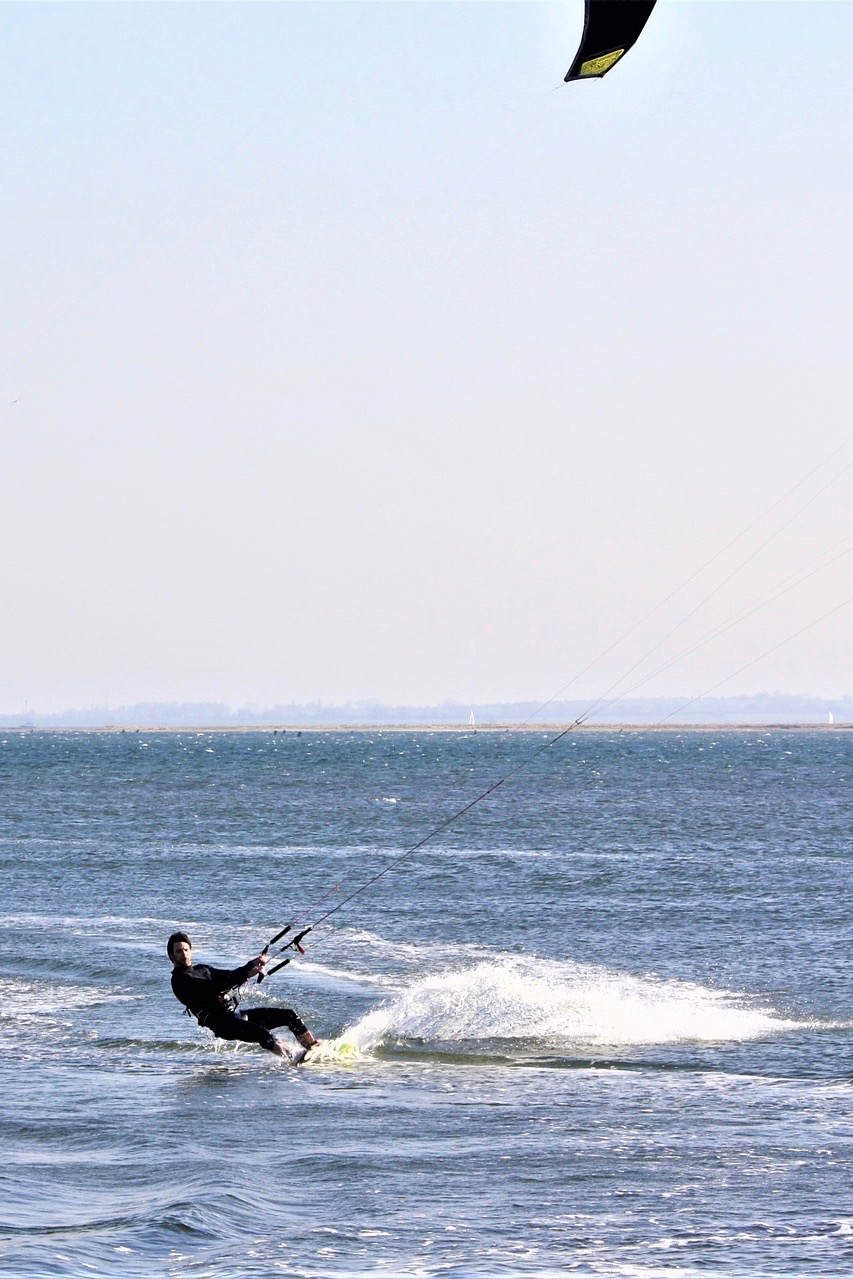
(2, 723), (851, 734)
(1, 694), (851, 730)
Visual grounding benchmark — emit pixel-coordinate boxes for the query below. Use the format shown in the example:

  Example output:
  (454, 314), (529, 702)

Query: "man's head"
(167, 931), (192, 967)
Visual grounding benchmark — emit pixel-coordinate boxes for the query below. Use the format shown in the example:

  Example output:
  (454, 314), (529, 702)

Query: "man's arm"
(204, 952), (268, 993)
(170, 953), (269, 1011)
(204, 961), (256, 993)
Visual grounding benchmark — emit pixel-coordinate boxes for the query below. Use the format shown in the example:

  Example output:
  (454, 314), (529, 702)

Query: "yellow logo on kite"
(579, 49), (626, 77)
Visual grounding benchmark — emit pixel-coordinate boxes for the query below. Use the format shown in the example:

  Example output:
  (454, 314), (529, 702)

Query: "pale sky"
(2, 1), (852, 714)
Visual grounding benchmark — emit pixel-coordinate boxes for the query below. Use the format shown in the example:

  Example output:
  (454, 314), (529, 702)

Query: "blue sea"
(1, 728), (852, 1278)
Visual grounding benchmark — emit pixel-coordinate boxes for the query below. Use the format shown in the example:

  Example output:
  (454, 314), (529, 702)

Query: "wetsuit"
(171, 960), (309, 1054)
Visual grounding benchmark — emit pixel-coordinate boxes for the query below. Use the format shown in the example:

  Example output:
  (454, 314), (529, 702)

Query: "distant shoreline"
(3, 722), (850, 733)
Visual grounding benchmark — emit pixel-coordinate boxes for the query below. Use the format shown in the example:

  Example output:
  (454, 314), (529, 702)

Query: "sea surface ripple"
(1, 728), (852, 1277)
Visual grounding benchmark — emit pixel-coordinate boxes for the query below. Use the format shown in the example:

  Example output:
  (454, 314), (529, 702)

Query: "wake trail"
(336, 956), (816, 1053)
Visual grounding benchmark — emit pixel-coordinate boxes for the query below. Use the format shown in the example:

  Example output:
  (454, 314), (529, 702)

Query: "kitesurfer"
(167, 931), (319, 1059)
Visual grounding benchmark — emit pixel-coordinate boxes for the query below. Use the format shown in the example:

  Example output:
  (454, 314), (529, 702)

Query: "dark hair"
(167, 931), (191, 959)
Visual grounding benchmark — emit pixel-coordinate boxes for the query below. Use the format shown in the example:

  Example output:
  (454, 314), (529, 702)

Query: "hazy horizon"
(4, 690), (852, 729)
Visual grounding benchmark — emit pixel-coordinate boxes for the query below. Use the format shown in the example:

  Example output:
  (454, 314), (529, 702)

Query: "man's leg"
(204, 1009), (286, 1056)
(246, 1007), (319, 1048)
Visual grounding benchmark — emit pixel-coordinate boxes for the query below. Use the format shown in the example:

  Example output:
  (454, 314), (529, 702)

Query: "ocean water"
(1, 727), (852, 1278)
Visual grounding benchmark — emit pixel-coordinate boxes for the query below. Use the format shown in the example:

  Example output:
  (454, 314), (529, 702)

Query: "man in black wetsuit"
(167, 931), (319, 1060)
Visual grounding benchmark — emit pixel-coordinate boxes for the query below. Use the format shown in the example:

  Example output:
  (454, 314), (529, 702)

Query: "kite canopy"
(565, 0), (657, 81)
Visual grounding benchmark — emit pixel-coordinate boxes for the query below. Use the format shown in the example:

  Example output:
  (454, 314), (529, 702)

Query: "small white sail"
(468, 711), (476, 728)
(828, 710), (834, 725)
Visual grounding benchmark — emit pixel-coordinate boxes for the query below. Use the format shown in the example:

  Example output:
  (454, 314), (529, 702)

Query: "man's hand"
(246, 950), (269, 979)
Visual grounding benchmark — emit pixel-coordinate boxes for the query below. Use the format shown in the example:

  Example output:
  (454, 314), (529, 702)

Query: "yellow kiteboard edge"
(300, 1038), (362, 1065)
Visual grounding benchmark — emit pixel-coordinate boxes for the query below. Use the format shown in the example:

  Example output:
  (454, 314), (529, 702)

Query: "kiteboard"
(287, 1038), (360, 1066)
